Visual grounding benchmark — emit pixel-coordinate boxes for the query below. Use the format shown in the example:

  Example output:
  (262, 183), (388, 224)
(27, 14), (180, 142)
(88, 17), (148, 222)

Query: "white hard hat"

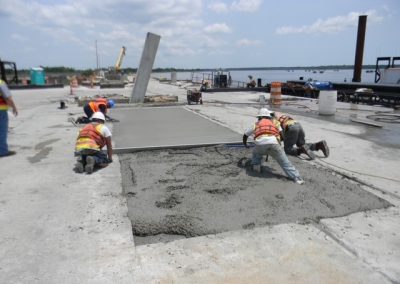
(257, 108), (271, 117)
(91, 112), (105, 121)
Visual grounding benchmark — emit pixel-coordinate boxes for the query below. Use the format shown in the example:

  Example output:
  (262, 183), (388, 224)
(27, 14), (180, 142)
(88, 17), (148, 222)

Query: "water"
(151, 69), (376, 85)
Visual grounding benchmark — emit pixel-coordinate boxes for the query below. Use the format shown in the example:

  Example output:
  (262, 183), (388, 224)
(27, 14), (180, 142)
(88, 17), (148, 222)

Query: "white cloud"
(208, 2), (229, 13)
(236, 38), (261, 47)
(0, 0), (212, 63)
(231, 0), (262, 12)
(204, 23), (232, 33)
(276, 10), (383, 35)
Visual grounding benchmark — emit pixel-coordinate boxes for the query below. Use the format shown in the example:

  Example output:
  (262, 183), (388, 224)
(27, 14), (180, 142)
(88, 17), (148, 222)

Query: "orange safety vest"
(278, 115), (295, 130)
(254, 118), (280, 139)
(88, 101), (107, 114)
(95, 98), (108, 106)
(75, 123), (106, 152)
(0, 80), (9, 111)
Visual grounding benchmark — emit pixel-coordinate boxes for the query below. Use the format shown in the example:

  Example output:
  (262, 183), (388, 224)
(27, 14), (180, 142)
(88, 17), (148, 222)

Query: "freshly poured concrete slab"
(120, 145), (390, 245)
(112, 107), (242, 151)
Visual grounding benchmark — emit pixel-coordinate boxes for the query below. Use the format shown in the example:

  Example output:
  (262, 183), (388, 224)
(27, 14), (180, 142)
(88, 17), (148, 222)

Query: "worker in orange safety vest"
(274, 112), (329, 160)
(243, 108), (304, 184)
(0, 79), (18, 157)
(74, 112), (113, 174)
(84, 98), (115, 119)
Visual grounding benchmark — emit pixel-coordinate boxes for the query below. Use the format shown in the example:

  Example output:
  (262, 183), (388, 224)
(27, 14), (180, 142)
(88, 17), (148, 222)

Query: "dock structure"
(286, 80), (400, 107)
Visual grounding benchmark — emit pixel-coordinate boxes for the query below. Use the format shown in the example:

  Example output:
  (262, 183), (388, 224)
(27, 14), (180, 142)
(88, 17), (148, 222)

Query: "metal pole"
(352, 15), (367, 82)
(95, 40), (99, 70)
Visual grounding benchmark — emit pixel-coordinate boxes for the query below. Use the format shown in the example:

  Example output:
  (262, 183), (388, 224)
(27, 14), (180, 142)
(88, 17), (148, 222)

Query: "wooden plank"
(350, 118), (383, 128)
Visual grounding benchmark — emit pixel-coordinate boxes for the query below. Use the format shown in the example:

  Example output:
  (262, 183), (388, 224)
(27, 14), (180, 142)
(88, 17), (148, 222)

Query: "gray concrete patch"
(120, 145), (391, 245)
(112, 107), (242, 150)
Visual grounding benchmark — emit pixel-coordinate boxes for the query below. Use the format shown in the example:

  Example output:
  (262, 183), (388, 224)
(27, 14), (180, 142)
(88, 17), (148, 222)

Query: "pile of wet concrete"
(119, 145), (391, 245)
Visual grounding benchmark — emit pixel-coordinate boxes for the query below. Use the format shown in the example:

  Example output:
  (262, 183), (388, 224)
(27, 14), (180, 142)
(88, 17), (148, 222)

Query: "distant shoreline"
(16, 65), (375, 74)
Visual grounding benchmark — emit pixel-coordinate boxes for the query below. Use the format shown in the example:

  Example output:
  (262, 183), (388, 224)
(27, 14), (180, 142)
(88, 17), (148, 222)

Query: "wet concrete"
(120, 145), (391, 245)
(28, 138), (60, 163)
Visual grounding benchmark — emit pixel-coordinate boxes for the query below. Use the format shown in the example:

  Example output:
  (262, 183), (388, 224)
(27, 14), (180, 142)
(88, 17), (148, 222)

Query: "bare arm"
(6, 97), (18, 116)
(105, 137), (113, 162)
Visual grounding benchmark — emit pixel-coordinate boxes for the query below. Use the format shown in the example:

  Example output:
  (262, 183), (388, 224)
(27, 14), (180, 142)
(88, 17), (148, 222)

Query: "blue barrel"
(305, 81), (333, 90)
(30, 67), (46, 85)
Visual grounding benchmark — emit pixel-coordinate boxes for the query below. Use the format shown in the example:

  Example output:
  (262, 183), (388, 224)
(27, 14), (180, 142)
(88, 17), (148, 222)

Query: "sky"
(0, 0), (399, 69)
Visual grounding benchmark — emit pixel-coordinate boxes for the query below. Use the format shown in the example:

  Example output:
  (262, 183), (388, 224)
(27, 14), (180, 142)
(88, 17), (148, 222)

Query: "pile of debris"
(144, 95), (178, 103)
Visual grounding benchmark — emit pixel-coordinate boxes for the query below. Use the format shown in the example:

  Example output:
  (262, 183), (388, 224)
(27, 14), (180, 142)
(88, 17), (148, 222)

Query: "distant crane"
(115, 46), (126, 72)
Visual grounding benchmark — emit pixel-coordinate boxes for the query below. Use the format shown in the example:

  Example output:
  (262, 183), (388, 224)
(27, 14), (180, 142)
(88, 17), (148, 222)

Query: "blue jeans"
(0, 111), (9, 155)
(77, 150), (109, 166)
(251, 143), (301, 181)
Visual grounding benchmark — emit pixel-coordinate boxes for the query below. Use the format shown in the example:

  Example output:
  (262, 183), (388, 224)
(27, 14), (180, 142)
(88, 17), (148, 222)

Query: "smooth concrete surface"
(112, 107), (242, 150)
(321, 207), (400, 283)
(133, 224), (389, 283)
(0, 87), (135, 283)
(1, 79), (400, 283)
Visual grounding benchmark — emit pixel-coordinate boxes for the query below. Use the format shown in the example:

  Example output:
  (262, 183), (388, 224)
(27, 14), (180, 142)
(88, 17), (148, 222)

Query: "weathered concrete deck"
(1, 79), (399, 283)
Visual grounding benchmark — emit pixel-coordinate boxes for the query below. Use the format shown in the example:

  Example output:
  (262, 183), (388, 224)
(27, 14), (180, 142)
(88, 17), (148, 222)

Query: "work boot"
(75, 161), (84, 173)
(316, 140), (329, 157)
(298, 145), (315, 160)
(85, 156), (95, 174)
(0, 150), (16, 157)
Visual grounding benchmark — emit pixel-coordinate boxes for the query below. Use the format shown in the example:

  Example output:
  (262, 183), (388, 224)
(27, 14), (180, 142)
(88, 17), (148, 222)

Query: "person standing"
(0, 79), (18, 157)
(243, 108), (305, 184)
(274, 112), (329, 160)
(74, 112), (113, 174)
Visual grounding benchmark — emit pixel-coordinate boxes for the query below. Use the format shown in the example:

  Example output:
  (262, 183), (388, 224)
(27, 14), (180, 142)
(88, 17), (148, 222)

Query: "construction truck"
(115, 46), (126, 73)
(101, 46), (127, 88)
(0, 58), (18, 85)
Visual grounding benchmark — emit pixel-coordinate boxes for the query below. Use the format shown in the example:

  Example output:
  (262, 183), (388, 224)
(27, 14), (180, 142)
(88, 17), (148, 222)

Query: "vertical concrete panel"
(130, 33), (161, 103)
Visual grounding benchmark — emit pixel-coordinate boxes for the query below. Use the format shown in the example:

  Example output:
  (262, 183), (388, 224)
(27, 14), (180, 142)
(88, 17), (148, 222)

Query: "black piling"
(352, 15), (367, 82)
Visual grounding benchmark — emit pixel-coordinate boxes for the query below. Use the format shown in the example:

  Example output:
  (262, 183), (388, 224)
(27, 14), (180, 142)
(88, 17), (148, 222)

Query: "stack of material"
(143, 95), (178, 103)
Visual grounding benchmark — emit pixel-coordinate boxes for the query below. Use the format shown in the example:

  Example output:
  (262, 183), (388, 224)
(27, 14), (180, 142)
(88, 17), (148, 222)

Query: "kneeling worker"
(274, 112), (329, 160)
(74, 112), (113, 174)
(76, 98), (116, 124)
(243, 108), (305, 184)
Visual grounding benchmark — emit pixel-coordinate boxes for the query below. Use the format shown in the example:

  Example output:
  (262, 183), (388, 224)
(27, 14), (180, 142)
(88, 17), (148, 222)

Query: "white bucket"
(319, 90), (337, 115)
(259, 95), (265, 105)
(171, 72), (177, 83)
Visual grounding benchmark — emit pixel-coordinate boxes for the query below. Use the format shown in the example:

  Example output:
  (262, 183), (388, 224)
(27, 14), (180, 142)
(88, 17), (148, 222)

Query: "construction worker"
(274, 112), (329, 160)
(74, 112), (113, 174)
(76, 98), (116, 124)
(243, 108), (305, 184)
(246, 75), (256, 88)
(0, 79), (18, 157)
